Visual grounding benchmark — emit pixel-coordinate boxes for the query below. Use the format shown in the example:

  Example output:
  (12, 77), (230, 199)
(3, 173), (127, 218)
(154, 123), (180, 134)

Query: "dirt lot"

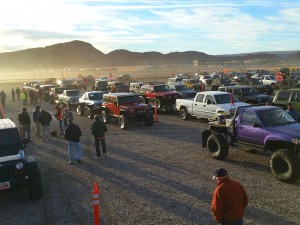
(0, 82), (300, 225)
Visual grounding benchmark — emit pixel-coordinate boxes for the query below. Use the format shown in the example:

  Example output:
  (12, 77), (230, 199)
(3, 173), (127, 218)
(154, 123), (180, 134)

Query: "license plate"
(0, 181), (10, 190)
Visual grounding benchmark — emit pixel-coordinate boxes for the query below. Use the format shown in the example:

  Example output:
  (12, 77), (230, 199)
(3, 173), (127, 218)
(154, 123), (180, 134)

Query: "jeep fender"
(120, 109), (126, 115)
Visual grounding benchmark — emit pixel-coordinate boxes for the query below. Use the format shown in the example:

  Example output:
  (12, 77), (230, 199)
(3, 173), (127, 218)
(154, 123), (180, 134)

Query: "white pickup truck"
(260, 75), (278, 88)
(175, 91), (249, 120)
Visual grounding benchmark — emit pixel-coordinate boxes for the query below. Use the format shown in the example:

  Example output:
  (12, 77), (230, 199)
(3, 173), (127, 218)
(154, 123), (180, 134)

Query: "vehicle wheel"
(207, 133), (229, 160)
(119, 115), (129, 130)
(155, 98), (161, 109)
(87, 107), (94, 119)
(270, 149), (300, 183)
(180, 108), (189, 120)
(145, 114), (154, 126)
(77, 105), (84, 116)
(27, 157), (43, 200)
(102, 110), (110, 124)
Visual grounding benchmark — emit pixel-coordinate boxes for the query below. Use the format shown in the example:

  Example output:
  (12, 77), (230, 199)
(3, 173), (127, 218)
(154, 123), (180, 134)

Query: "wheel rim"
(273, 157), (289, 174)
(180, 110), (186, 119)
(102, 111), (107, 122)
(120, 117), (124, 128)
(208, 141), (218, 153)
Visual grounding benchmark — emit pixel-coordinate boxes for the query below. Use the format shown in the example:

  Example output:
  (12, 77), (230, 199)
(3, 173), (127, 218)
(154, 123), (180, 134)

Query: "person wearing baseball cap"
(211, 168), (248, 225)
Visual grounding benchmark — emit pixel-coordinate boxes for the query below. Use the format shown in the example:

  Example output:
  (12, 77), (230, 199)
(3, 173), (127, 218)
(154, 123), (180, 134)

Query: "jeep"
(77, 91), (104, 119)
(101, 92), (154, 130)
(0, 119), (43, 199)
(140, 84), (180, 112)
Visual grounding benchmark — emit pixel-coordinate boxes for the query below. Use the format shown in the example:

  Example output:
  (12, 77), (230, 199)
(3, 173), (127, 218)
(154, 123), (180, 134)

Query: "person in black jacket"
(33, 105), (41, 137)
(64, 118), (82, 165)
(18, 107), (31, 141)
(91, 115), (107, 158)
(37, 109), (52, 142)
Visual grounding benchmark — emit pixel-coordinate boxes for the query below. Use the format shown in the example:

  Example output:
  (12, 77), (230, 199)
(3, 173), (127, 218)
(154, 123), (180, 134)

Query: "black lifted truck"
(202, 105), (300, 183)
(0, 119), (43, 199)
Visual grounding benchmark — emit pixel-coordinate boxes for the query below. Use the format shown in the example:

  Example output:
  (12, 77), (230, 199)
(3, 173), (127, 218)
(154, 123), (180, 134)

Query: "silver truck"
(57, 89), (80, 109)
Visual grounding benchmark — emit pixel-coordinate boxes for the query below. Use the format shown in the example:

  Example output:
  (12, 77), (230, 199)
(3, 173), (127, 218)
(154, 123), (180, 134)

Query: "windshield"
(215, 94), (240, 104)
(175, 85), (189, 91)
(56, 88), (65, 94)
(257, 109), (296, 127)
(0, 129), (23, 156)
(118, 95), (140, 104)
(241, 88), (258, 96)
(154, 85), (171, 92)
(89, 93), (104, 100)
(66, 90), (79, 96)
(269, 75), (276, 80)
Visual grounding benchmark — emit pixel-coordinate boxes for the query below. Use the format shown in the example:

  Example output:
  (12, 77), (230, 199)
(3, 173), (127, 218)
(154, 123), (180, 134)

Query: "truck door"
(236, 110), (266, 146)
(192, 93), (206, 116)
(204, 95), (218, 118)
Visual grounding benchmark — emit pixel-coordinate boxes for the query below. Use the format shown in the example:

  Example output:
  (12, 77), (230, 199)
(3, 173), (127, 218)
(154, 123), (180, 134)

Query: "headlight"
(16, 162), (24, 170)
(291, 138), (300, 144)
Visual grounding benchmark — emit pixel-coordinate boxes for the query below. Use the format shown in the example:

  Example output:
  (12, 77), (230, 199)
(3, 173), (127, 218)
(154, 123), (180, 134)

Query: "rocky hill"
(0, 40), (299, 72)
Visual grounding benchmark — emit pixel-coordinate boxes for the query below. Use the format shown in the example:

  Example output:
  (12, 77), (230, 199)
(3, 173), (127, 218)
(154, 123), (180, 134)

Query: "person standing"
(91, 115), (108, 158)
(33, 105), (41, 137)
(18, 107), (31, 142)
(62, 106), (73, 130)
(11, 88), (16, 102)
(0, 90), (7, 108)
(54, 105), (64, 134)
(16, 87), (21, 101)
(64, 118), (82, 165)
(211, 168), (248, 225)
(286, 103), (298, 121)
(21, 90), (27, 106)
(37, 109), (52, 142)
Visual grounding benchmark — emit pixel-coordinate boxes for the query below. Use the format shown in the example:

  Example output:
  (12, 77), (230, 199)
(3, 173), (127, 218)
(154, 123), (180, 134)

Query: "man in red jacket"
(211, 168), (248, 225)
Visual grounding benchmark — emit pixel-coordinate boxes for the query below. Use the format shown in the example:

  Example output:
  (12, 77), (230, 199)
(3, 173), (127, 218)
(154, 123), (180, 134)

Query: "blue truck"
(202, 105), (300, 183)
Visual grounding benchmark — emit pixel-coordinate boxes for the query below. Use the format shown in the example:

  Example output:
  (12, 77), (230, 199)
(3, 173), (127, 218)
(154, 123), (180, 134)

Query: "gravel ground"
(0, 83), (300, 225)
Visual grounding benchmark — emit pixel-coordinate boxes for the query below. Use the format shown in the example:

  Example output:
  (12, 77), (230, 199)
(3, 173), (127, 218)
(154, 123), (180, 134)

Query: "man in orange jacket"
(211, 168), (248, 225)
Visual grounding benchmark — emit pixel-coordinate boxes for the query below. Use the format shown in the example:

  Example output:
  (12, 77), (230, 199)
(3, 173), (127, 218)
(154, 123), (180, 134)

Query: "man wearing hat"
(211, 168), (248, 225)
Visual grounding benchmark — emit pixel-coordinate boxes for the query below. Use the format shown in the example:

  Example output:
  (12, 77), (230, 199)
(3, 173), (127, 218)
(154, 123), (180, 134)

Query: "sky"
(1, 0), (300, 55)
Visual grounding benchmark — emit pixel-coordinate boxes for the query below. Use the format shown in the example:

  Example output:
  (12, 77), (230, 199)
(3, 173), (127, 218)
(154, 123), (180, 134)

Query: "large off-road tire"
(270, 149), (300, 183)
(102, 110), (110, 124)
(119, 115), (129, 130)
(180, 108), (189, 120)
(87, 107), (94, 119)
(145, 114), (154, 126)
(77, 105), (84, 116)
(207, 133), (229, 160)
(27, 156), (43, 200)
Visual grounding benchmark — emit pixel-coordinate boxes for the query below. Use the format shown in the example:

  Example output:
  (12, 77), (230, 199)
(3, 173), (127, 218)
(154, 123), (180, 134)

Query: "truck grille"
(0, 163), (15, 178)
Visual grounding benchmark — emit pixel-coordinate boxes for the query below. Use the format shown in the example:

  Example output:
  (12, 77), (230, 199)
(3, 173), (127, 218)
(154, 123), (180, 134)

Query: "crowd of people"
(1, 85), (109, 166)
(16, 103), (108, 165)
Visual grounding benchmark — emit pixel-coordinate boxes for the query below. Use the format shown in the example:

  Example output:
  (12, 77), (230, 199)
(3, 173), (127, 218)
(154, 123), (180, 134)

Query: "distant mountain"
(0, 40), (299, 72)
